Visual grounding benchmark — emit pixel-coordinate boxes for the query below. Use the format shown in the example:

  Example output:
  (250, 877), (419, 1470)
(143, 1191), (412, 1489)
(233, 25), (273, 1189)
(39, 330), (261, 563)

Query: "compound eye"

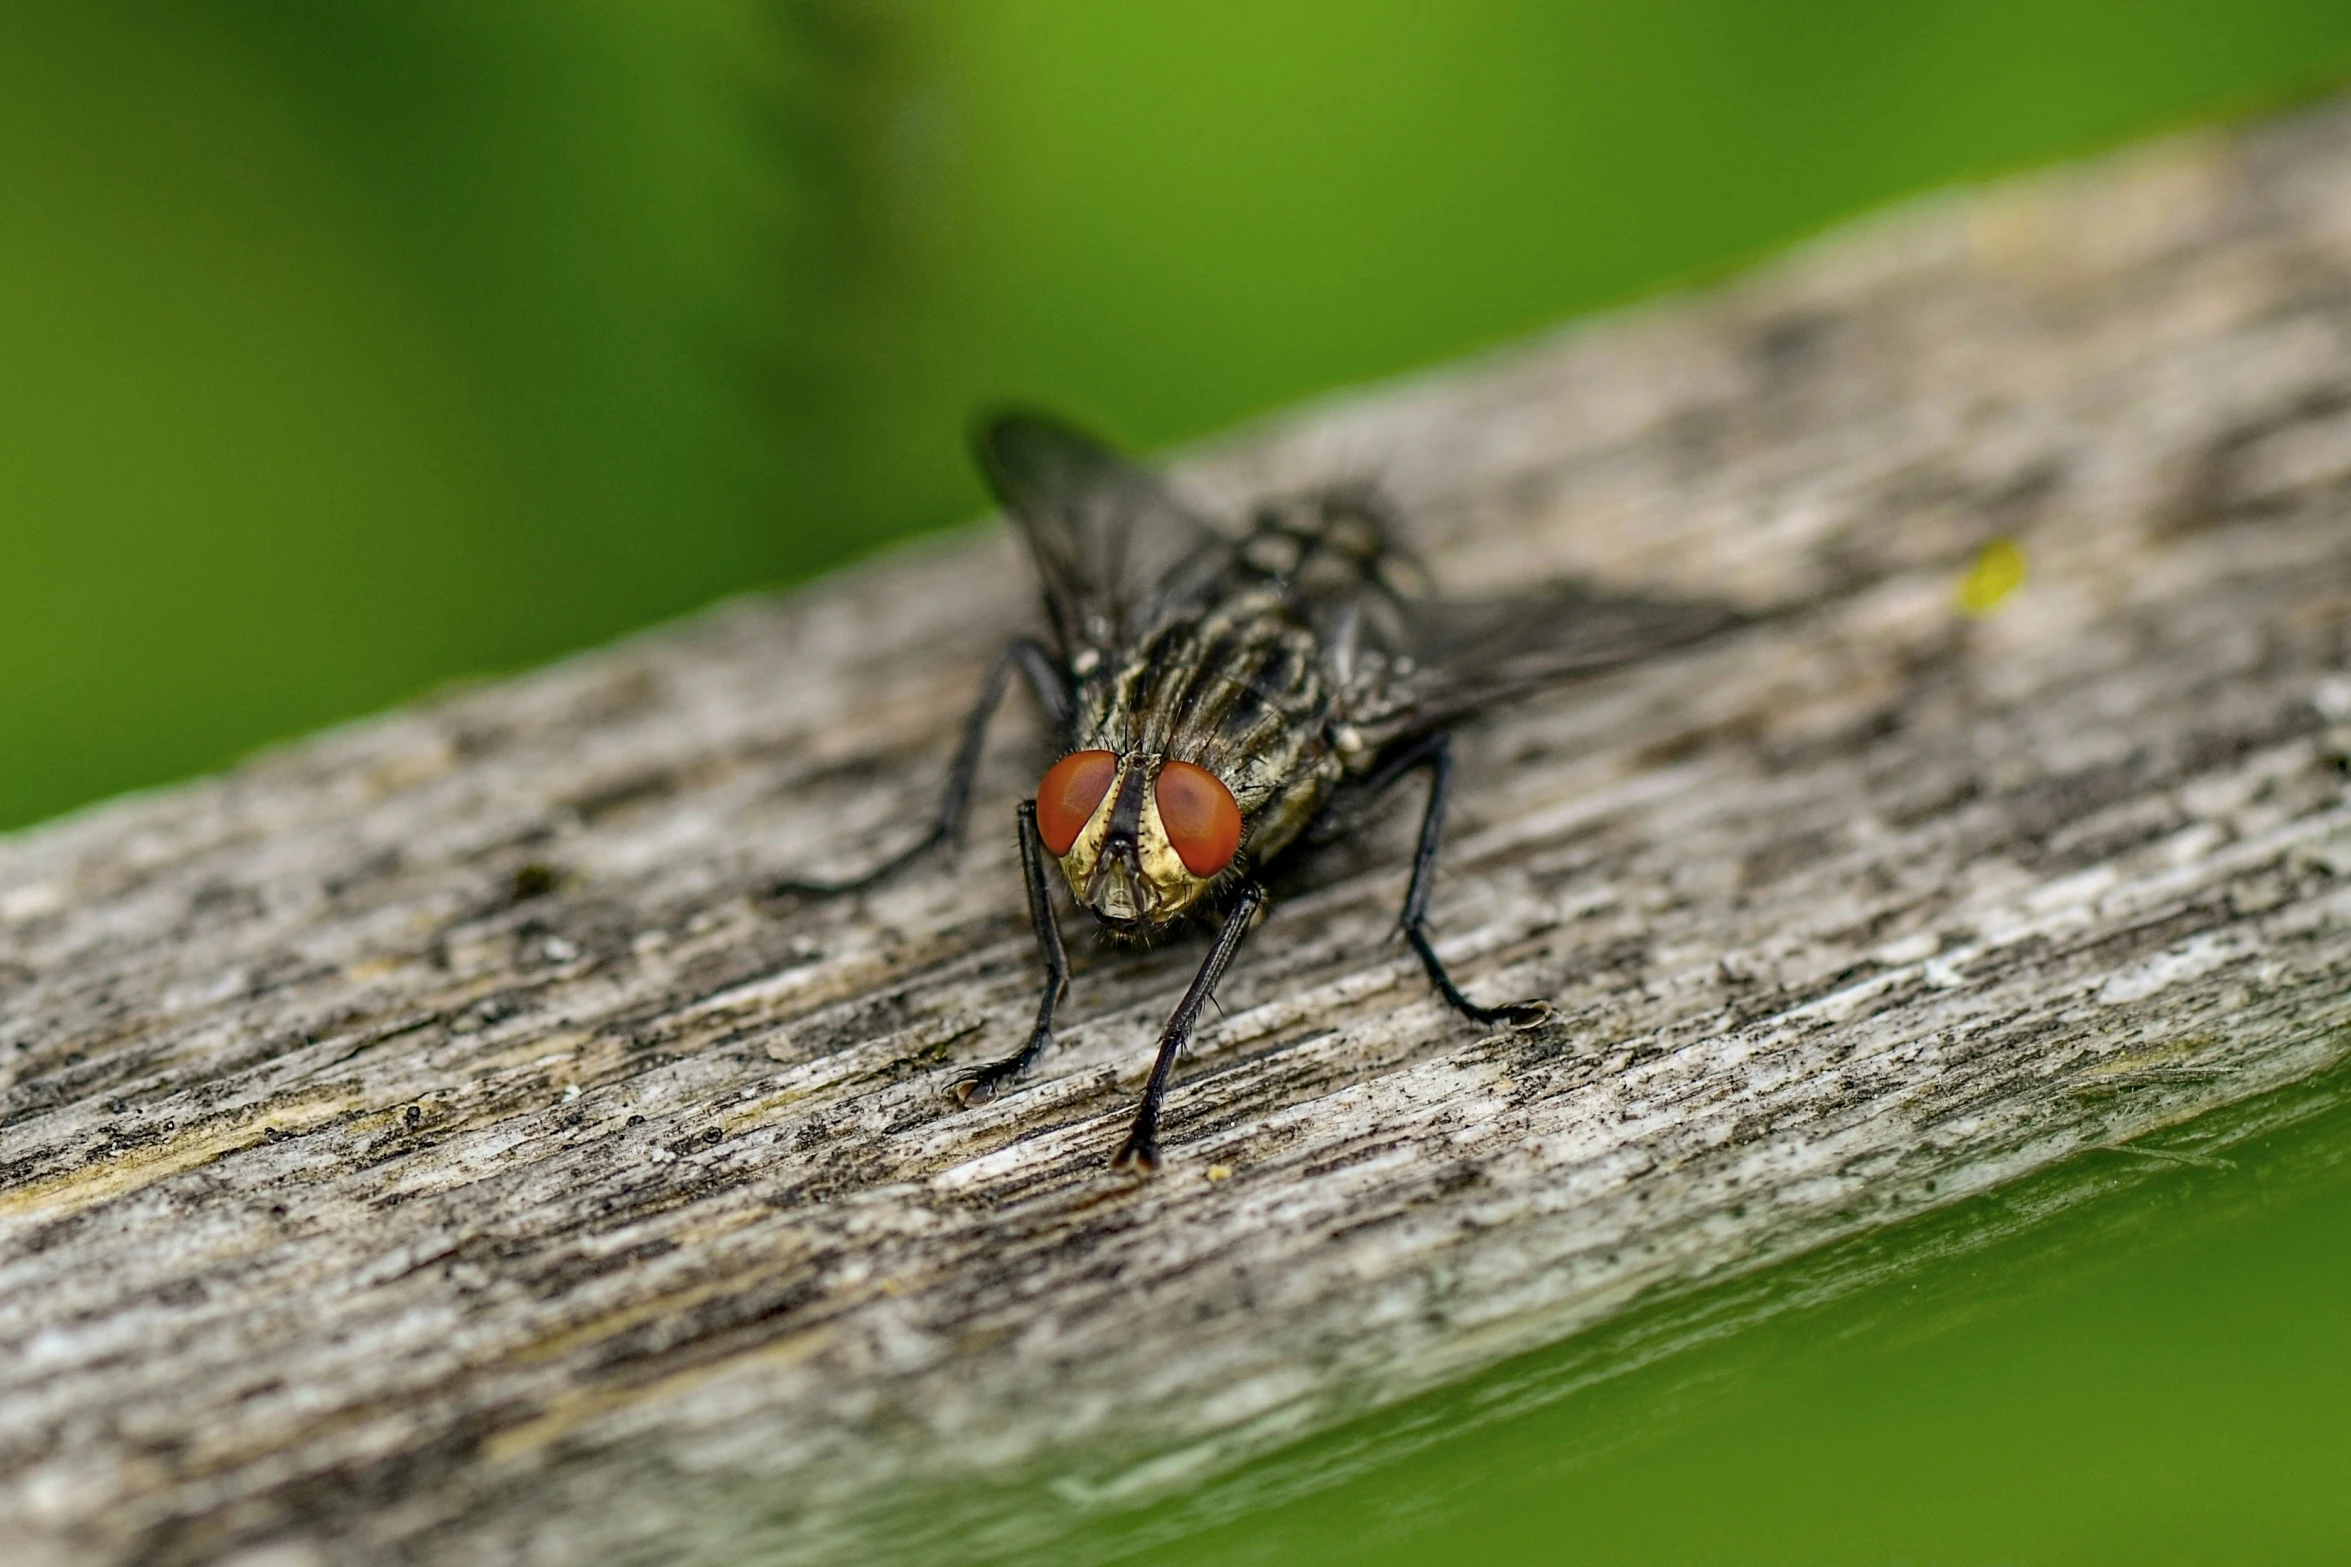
(1036, 750), (1119, 856)
(1154, 759), (1243, 877)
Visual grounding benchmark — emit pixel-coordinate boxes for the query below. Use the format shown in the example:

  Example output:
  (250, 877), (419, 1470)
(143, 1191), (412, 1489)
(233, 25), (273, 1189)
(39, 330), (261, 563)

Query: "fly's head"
(1035, 749), (1243, 932)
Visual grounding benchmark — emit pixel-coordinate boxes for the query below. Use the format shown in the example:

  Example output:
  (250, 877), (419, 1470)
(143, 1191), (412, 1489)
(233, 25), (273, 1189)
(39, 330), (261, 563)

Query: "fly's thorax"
(1055, 752), (1220, 929)
(1057, 580), (1343, 921)
(1236, 749), (1339, 863)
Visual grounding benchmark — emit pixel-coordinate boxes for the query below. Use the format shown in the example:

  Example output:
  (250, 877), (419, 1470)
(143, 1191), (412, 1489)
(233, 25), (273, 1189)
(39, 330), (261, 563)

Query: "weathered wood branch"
(9, 99), (2351, 1567)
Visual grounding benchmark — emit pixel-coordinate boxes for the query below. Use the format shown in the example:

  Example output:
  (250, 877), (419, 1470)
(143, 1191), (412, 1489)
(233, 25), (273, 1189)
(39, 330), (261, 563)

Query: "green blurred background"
(11, 0), (2351, 832)
(7, 4), (2351, 1561)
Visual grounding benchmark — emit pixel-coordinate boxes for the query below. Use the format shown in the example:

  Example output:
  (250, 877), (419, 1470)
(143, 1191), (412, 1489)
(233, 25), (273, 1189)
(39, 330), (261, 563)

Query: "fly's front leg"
(1112, 883), (1267, 1173)
(1391, 735), (1551, 1029)
(776, 638), (1068, 896)
(952, 801), (1069, 1107)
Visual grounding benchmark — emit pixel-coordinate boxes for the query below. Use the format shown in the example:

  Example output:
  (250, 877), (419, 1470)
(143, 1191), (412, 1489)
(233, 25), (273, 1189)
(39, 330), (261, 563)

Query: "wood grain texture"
(10, 99), (2351, 1567)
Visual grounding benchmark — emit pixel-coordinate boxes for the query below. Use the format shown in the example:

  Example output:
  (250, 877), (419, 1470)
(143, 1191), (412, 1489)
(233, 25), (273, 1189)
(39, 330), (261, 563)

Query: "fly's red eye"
(1036, 750), (1119, 856)
(1154, 759), (1242, 877)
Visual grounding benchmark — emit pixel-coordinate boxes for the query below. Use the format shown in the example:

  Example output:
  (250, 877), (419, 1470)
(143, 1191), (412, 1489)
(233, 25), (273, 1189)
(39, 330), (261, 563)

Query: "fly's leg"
(953, 801), (1069, 1107)
(1390, 734), (1552, 1029)
(1112, 883), (1267, 1173)
(776, 638), (1068, 896)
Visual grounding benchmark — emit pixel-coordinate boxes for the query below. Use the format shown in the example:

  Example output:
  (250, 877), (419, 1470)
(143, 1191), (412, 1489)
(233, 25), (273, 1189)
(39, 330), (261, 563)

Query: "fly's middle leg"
(953, 801), (1070, 1107)
(776, 637), (1068, 896)
(1388, 734), (1552, 1029)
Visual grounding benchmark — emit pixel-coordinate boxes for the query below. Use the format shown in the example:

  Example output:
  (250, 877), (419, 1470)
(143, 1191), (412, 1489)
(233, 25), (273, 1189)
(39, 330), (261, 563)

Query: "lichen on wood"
(8, 99), (2351, 1567)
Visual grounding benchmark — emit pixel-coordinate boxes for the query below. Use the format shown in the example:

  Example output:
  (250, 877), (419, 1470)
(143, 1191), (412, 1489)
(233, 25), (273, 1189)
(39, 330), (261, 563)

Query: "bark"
(10, 98), (2351, 1567)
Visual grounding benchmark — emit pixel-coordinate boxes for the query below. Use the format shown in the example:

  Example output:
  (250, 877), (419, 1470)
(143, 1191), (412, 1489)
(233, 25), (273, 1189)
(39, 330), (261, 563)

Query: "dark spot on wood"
(566, 770), (680, 825)
(1748, 309), (1836, 373)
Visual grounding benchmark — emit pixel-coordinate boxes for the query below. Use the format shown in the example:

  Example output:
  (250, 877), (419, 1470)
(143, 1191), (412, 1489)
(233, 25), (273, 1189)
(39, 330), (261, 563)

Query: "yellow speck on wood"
(1205, 1165), (1234, 1182)
(1958, 536), (2027, 615)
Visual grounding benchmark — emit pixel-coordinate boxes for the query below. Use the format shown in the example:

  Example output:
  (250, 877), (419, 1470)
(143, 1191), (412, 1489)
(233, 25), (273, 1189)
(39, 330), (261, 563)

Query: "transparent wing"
(1344, 584), (1743, 747)
(976, 411), (1232, 657)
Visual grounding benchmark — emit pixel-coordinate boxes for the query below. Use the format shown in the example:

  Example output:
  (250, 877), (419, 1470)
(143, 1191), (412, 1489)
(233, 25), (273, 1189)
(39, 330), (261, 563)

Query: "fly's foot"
(950, 1059), (1028, 1109)
(1441, 990), (1555, 1031)
(765, 876), (844, 902)
(952, 1025), (1052, 1108)
(770, 830), (951, 904)
(1405, 930), (1553, 1033)
(767, 864), (895, 901)
(1110, 1122), (1162, 1174)
(1482, 998), (1554, 1030)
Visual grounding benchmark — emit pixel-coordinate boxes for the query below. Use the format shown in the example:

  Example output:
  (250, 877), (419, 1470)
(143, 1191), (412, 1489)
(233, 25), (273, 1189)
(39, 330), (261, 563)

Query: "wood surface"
(9, 97), (2351, 1567)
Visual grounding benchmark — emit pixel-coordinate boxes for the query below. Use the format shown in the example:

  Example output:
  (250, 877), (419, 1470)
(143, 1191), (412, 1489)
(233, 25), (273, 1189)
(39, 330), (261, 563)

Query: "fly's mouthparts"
(1086, 846), (1155, 922)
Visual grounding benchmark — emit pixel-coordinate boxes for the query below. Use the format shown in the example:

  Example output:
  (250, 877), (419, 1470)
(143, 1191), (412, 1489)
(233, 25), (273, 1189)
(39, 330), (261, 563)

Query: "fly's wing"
(1342, 583), (1744, 749)
(976, 412), (1232, 658)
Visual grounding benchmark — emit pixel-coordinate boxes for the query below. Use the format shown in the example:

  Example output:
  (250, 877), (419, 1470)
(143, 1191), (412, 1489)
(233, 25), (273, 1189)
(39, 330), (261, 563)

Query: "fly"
(783, 412), (1740, 1171)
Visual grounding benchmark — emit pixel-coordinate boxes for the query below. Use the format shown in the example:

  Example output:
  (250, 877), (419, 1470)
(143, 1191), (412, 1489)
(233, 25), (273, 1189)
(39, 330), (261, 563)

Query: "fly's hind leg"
(775, 638), (1067, 896)
(1386, 734), (1552, 1029)
(953, 801), (1069, 1107)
